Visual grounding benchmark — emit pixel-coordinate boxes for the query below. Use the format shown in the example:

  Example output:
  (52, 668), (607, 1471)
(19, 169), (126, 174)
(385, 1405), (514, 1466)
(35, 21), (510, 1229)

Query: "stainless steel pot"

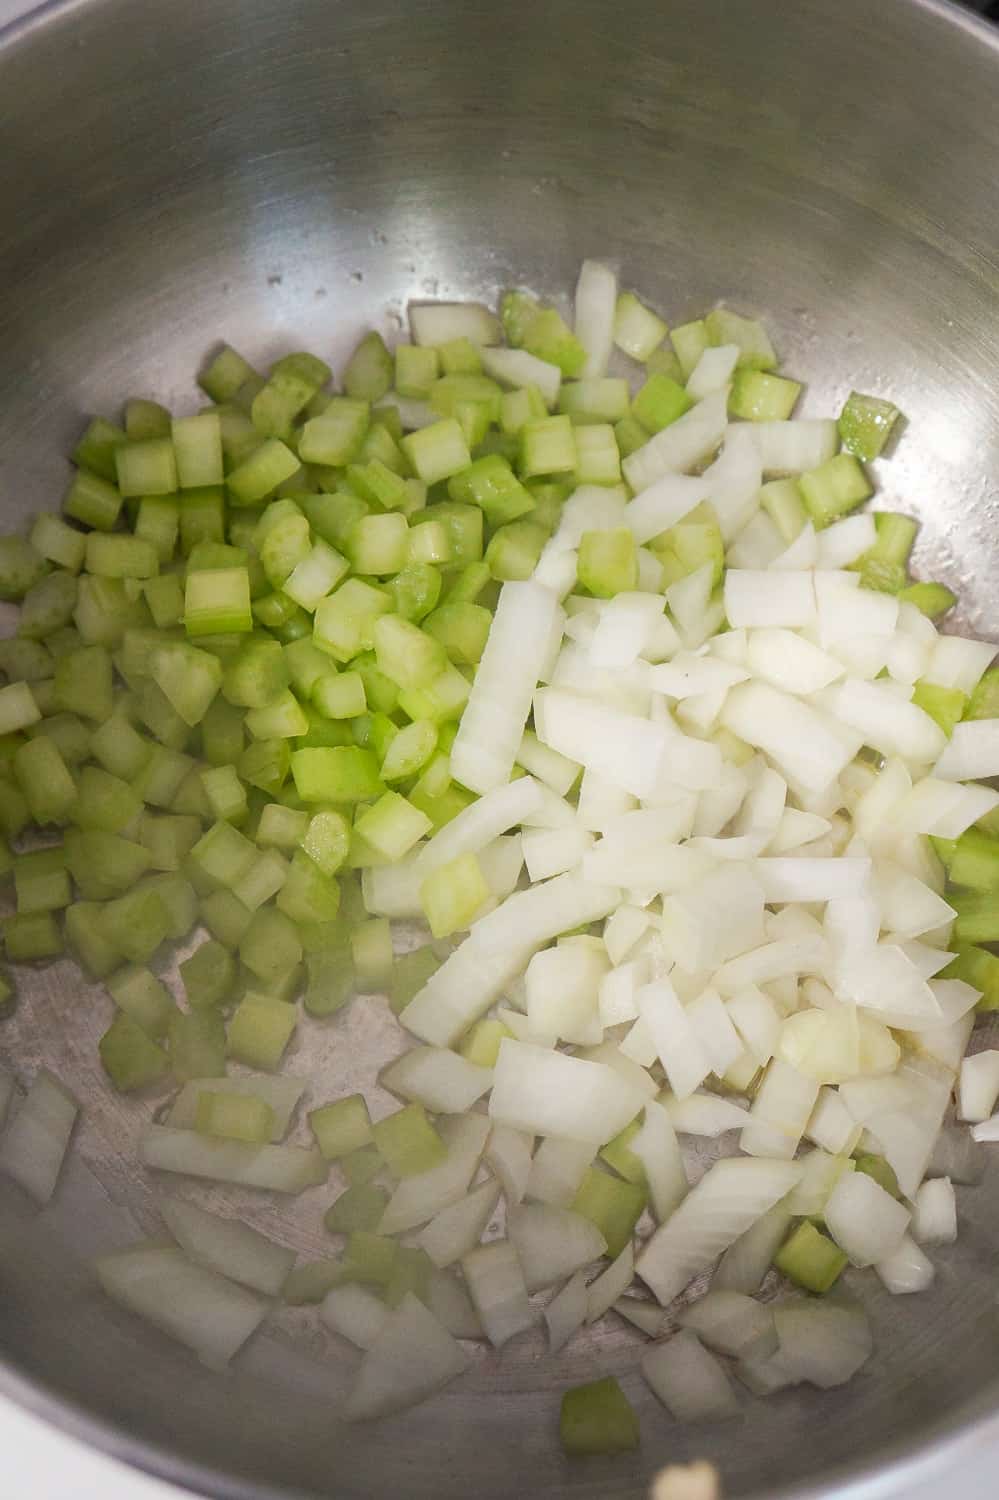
(2, 0), (999, 1495)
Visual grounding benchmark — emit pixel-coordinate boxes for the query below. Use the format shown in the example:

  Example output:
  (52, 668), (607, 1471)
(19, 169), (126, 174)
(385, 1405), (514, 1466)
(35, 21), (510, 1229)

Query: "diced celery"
(577, 528), (638, 598)
(500, 384), (548, 436)
(344, 1231), (398, 1288)
(180, 939), (237, 1009)
(899, 581), (956, 619)
(0, 682), (40, 737)
(911, 680), (966, 735)
(168, 1008), (226, 1082)
(185, 567), (253, 636)
(670, 319), (710, 380)
(560, 1377), (640, 1456)
(143, 573), (185, 628)
(291, 746), (383, 805)
(572, 423), (621, 485)
(730, 370), (801, 421)
(407, 520), (452, 567)
(30, 513), (86, 573)
(571, 1166), (646, 1257)
(276, 848), (341, 924)
(386, 561), (442, 623)
(799, 453), (873, 528)
(108, 965), (176, 1038)
(65, 901), (119, 978)
(600, 1119), (646, 1186)
(190, 820), (256, 887)
(100, 886), (171, 963)
(125, 399), (172, 440)
(73, 416), (127, 482)
(238, 905), (303, 985)
(558, 378), (631, 425)
(341, 332), (391, 403)
(300, 809), (351, 876)
(72, 764), (142, 833)
(227, 439), (300, 507)
(179, 488), (226, 553)
(775, 1220), (847, 1293)
(855, 1153), (900, 1198)
(520, 414), (576, 478)
(378, 720), (437, 784)
(284, 1260), (351, 1305)
(233, 848), (289, 910)
(64, 829), (151, 898)
(325, 1183), (388, 1234)
(244, 689), (309, 741)
(447, 453), (535, 526)
(304, 944), (355, 1018)
(953, 890), (999, 944)
(20, 570), (78, 639)
(947, 827), (999, 890)
(839, 391), (901, 460)
(614, 292), (668, 362)
(852, 511), (918, 592)
(485, 520), (547, 581)
(310, 1094), (373, 1160)
(350, 916), (394, 992)
(228, 994), (297, 1070)
(257, 801), (310, 852)
(139, 812), (202, 872)
(419, 851), (489, 939)
(459, 1017), (510, 1068)
(400, 418), (471, 486)
(195, 1089), (275, 1143)
(387, 946), (440, 1016)
(172, 412), (224, 489)
(430, 374), (502, 423)
(201, 889), (254, 951)
(396, 344), (440, 398)
(343, 1146), (383, 1186)
(372, 1103), (446, 1177)
(199, 344), (257, 403)
(633, 373), (692, 433)
(115, 437), (177, 498)
(99, 1012), (169, 1091)
(944, 945), (999, 1011)
(14, 736), (76, 825)
(314, 578), (392, 662)
(706, 308), (777, 369)
(133, 743), (194, 806)
(64, 471), (124, 532)
(13, 848), (70, 915)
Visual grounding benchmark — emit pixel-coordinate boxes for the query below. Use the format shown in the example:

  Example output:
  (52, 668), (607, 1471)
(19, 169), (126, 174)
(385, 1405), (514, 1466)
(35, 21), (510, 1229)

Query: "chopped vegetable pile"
(1, 260), (999, 1454)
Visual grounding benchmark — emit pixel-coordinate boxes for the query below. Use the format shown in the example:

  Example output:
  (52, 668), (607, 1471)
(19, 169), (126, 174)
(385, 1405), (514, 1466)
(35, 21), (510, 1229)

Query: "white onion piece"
(321, 1285), (389, 1349)
(924, 634), (996, 693)
(508, 1203), (607, 1292)
(752, 418), (837, 475)
(687, 990), (745, 1077)
(521, 825), (592, 882)
(754, 857), (871, 904)
(622, 391), (728, 491)
(642, 1330), (740, 1420)
(161, 1200), (295, 1296)
(875, 1234), (935, 1294)
(139, 1127), (326, 1194)
(485, 1124), (535, 1206)
(378, 1113), (490, 1235)
(636, 1157), (801, 1305)
(714, 935), (829, 995)
(95, 1244), (268, 1369)
(816, 513), (877, 568)
(971, 1115), (999, 1143)
(724, 570), (816, 629)
(516, 729), (580, 797)
(409, 302), (501, 348)
(721, 680), (860, 796)
(786, 1149), (854, 1219)
(534, 687), (672, 798)
(770, 521), (818, 571)
(773, 1301), (872, 1388)
(586, 1243), (635, 1323)
(958, 1050), (999, 1123)
(417, 1179), (501, 1268)
(0, 1069), (78, 1204)
(480, 345), (561, 406)
(589, 592), (667, 669)
(461, 1240), (534, 1348)
(622, 474), (709, 544)
(741, 1059), (818, 1159)
(737, 1348), (801, 1396)
(490, 1039), (646, 1146)
(667, 1093), (749, 1137)
(545, 1269), (589, 1353)
(614, 1297), (668, 1338)
(679, 1290), (778, 1362)
(819, 679), (945, 763)
(604, 906), (655, 967)
(702, 425), (763, 541)
(823, 1171), (910, 1267)
(713, 1200), (795, 1295)
(525, 1135), (596, 1208)
(686, 344), (739, 399)
(911, 1177), (957, 1245)
(574, 260), (617, 377)
(451, 581), (563, 794)
(631, 1100), (688, 1223)
(637, 979), (712, 1100)
(417, 776), (543, 876)
(726, 986), (781, 1067)
(661, 865), (766, 974)
(344, 1293), (468, 1421)
(381, 1047), (492, 1115)
(426, 1268), (484, 1340)
(598, 959), (650, 1027)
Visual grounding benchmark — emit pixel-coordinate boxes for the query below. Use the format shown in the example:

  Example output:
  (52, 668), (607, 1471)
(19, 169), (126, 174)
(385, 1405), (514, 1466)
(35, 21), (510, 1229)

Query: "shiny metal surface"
(1, 0), (999, 1495)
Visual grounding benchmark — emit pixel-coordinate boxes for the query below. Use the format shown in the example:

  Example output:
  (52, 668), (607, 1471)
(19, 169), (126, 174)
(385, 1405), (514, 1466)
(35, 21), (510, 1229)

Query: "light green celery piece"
(251, 370), (319, 441)
(520, 414), (576, 478)
(614, 291), (668, 361)
(572, 1167), (646, 1257)
(172, 411), (224, 488)
(911, 680), (966, 735)
(407, 519), (452, 566)
(600, 1119), (646, 1185)
(65, 901), (119, 978)
(838, 391), (901, 460)
(143, 573), (185, 628)
(151, 643), (223, 726)
(200, 764), (248, 825)
(234, 848), (291, 911)
(558, 377), (631, 425)
(201, 889), (254, 951)
(133, 743), (194, 806)
(64, 470), (123, 532)
(284, 540), (350, 612)
(275, 848), (341, 925)
(799, 453), (873, 528)
(258, 510), (311, 590)
(459, 1018), (511, 1067)
(350, 916), (393, 992)
(177, 936), (234, 1008)
(425, 502), (483, 567)
(227, 439), (300, 507)
(343, 332), (393, 402)
(190, 819), (257, 887)
(522, 307), (586, 377)
(430, 375), (502, 423)
(222, 638), (289, 710)
(72, 415), (127, 482)
(74, 576), (147, 647)
(244, 689), (309, 741)
(0, 780), (30, 841)
(3, 910), (64, 961)
(670, 319), (710, 380)
(0, 682), (40, 736)
(168, 1008), (227, 1082)
(387, 561), (442, 623)
(632, 373), (692, 433)
(185, 567), (253, 636)
(344, 1231), (398, 1288)
(140, 811), (201, 872)
(730, 370), (801, 421)
(574, 425), (621, 485)
(283, 1260), (351, 1305)
(115, 437), (177, 498)
(99, 886), (172, 964)
(645, 345), (685, 382)
(140, 873), (197, 942)
(64, 829), (151, 899)
(108, 964), (177, 1038)
(291, 746), (383, 804)
(499, 383), (548, 436)
(420, 851), (489, 939)
(13, 848), (70, 915)
(346, 459), (406, 512)
(228, 995), (298, 1071)
(380, 719), (438, 782)
(72, 764), (142, 832)
(30, 512), (87, 573)
(664, 501), (725, 587)
(346, 514), (410, 578)
(577, 528), (638, 598)
(0, 637), (53, 681)
(125, 399), (172, 440)
(372, 1103), (446, 1178)
(855, 1153), (900, 1197)
(966, 666), (999, 721)
(195, 1089), (275, 1143)
(447, 453), (535, 526)
(944, 945), (999, 1011)
(396, 662), (471, 726)
(760, 478), (807, 544)
(314, 578), (392, 663)
(851, 511), (918, 592)
(179, 487), (226, 553)
(201, 696), (245, 766)
(325, 1183), (388, 1234)
(14, 736), (76, 825)
(387, 946), (440, 1017)
(395, 343), (440, 397)
(284, 637), (332, 699)
(238, 905), (303, 985)
(20, 570), (78, 639)
(454, 398), (492, 450)
(310, 1095), (373, 1160)
(560, 1378), (640, 1456)
(899, 581), (956, 620)
(257, 801), (310, 851)
(947, 827), (999, 891)
(485, 520), (548, 582)
(99, 1012), (169, 1091)
(299, 399), (370, 467)
(953, 890), (999, 944)
(705, 307), (777, 369)
(304, 945), (354, 1018)
(300, 809), (351, 876)
(199, 344), (257, 403)
(775, 1220), (847, 1293)
(372, 614), (447, 691)
(401, 419), (471, 485)
(437, 336), (483, 375)
(384, 1245), (435, 1308)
